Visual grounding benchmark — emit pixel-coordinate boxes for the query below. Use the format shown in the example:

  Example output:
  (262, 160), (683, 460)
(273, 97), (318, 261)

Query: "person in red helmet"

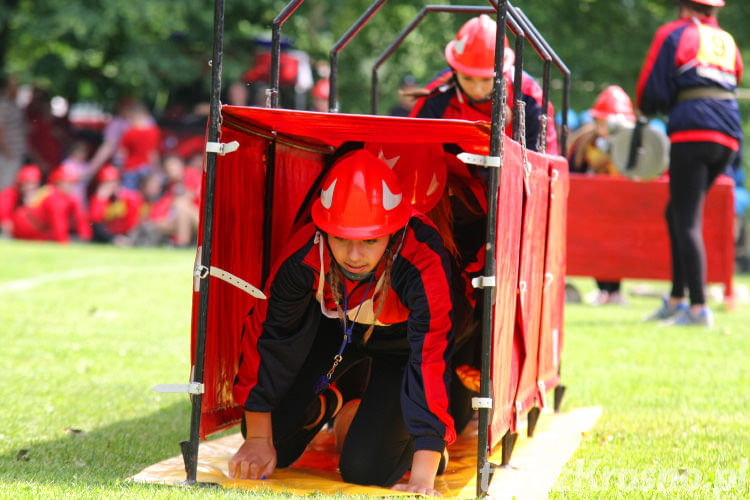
(569, 86), (636, 176)
(410, 14), (557, 154)
(0, 165), (41, 235)
(638, 0), (741, 327)
(567, 85), (637, 306)
(229, 149), (455, 495)
(47, 163), (92, 241)
(8, 164), (77, 243)
(362, 142), (481, 434)
(88, 164), (143, 245)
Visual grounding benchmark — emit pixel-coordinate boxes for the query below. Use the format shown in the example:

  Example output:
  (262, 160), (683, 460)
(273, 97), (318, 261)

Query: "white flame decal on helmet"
(426, 172), (440, 197)
(453, 35), (467, 55)
(382, 180), (402, 211)
(320, 178), (337, 209)
(376, 148), (401, 169)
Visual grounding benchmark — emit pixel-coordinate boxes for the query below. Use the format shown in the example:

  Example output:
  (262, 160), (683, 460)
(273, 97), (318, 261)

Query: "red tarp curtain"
(192, 107), (496, 438)
(537, 156), (569, 398)
(512, 151), (551, 421)
(488, 139), (524, 447)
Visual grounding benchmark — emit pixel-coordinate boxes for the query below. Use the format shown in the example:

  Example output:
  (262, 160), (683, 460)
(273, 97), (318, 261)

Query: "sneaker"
(606, 291), (628, 306)
(644, 297), (688, 322)
(586, 290), (609, 306)
(665, 307), (714, 328)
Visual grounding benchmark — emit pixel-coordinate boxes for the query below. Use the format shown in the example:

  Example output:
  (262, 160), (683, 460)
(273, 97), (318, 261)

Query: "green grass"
(0, 240), (748, 499)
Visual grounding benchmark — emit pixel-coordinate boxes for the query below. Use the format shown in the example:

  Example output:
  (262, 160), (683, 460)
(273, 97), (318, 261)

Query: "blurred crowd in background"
(1, 69), (749, 269)
(0, 75), (206, 248)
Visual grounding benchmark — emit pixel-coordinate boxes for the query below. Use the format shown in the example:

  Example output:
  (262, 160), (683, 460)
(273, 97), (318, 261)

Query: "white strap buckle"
(472, 276), (496, 289)
(457, 152), (502, 168)
(472, 397), (493, 410)
(205, 140), (240, 155)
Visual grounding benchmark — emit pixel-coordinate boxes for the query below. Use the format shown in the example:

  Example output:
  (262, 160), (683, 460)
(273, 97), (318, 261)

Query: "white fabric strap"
(209, 266), (266, 299)
(151, 383), (204, 394)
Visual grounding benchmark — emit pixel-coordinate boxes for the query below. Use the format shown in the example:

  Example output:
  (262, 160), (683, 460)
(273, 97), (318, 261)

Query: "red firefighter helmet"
(363, 142), (447, 214)
(311, 149), (411, 239)
(49, 164), (79, 184)
(15, 164), (42, 184)
(688, 0), (724, 6)
(97, 164), (121, 183)
(445, 15), (498, 78)
(312, 78), (330, 100)
(590, 85), (636, 122)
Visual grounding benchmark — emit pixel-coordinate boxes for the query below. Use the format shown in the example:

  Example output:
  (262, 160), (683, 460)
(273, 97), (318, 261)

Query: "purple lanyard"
(313, 272), (375, 394)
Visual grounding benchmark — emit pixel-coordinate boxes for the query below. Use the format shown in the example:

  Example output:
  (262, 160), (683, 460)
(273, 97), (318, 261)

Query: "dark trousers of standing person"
(596, 281), (620, 293)
(242, 317), (433, 487)
(666, 142), (736, 305)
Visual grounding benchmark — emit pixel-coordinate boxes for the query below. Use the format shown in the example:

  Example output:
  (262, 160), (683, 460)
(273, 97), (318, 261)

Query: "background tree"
(2, 0), (749, 121)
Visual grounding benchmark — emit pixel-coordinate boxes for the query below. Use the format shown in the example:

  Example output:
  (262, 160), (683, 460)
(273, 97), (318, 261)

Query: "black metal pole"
(562, 74), (570, 153)
(181, 0), (224, 484)
(329, 53), (338, 112)
(477, 1), (507, 496)
(371, 70), (379, 115)
(270, 0), (305, 109)
(329, 0), (387, 112)
(511, 26), (524, 142)
(513, 6), (571, 153)
(371, 5), (496, 115)
(261, 141), (276, 286)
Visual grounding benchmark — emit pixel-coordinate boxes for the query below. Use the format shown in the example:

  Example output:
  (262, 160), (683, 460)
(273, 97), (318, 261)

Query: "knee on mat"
(339, 447), (395, 486)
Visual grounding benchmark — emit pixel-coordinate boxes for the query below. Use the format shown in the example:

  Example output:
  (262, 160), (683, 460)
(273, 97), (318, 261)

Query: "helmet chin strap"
(340, 266), (374, 282)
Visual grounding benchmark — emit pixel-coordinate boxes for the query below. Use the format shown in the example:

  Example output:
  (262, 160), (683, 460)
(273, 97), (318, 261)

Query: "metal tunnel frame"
(187, 1), (570, 497)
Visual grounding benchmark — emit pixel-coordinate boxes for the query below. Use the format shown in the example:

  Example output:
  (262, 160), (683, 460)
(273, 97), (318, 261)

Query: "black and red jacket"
(637, 15), (743, 151)
(233, 213), (457, 452)
(410, 69), (543, 152)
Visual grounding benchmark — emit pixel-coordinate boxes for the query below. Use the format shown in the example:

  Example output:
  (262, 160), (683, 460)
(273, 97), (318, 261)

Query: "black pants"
(596, 281), (620, 293)
(666, 142), (735, 305)
(256, 317), (420, 487)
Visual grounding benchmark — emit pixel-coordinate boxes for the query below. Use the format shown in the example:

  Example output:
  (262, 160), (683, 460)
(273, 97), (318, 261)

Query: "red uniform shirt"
(11, 186), (71, 242)
(89, 188), (143, 235)
(120, 124), (161, 171)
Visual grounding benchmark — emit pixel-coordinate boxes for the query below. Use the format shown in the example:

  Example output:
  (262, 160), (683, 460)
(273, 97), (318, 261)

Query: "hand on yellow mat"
(228, 436), (277, 480)
(229, 411), (276, 480)
(391, 449), (442, 497)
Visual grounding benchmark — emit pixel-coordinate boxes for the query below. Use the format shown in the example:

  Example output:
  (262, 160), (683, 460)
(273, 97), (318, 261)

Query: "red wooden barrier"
(566, 174), (735, 299)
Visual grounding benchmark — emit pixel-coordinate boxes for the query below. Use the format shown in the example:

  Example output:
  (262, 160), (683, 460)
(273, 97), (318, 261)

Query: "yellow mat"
(130, 406), (601, 498)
